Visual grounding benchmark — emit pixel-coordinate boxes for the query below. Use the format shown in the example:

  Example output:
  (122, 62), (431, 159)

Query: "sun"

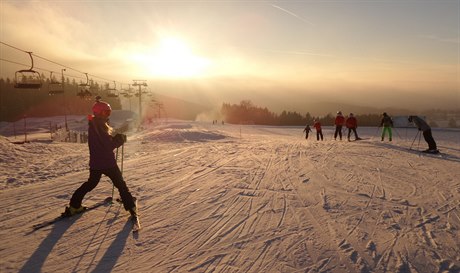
(143, 37), (211, 78)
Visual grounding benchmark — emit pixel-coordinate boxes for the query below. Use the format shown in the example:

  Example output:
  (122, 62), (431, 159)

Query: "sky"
(1, 0), (459, 114)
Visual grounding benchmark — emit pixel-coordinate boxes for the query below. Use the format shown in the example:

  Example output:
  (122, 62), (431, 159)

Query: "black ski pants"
(316, 130), (323, 141)
(347, 128), (359, 140)
(70, 166), (136, 211)
(423, 129), (437, 150)
(334, 125), (343, 140)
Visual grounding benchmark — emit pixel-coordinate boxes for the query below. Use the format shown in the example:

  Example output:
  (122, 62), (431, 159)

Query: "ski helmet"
(92, 101), (112, 116)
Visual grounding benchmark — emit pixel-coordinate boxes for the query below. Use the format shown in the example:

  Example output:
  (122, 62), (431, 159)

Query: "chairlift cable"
(1, 41), (132, 87)
(0, 57), (31, 68)
(0, 57), (89, 82)
(0, 41), (28, 53)
(1, 41), (89, 78)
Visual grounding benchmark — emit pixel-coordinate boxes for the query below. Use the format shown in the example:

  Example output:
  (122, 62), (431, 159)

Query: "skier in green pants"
(380, 112), (393, 141)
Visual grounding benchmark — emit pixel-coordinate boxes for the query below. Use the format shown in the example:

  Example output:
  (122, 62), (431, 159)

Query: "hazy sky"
(1, 0), (459, 113)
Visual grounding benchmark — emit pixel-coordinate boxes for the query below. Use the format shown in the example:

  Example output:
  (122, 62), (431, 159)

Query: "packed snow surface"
(1, 118), (459, 273)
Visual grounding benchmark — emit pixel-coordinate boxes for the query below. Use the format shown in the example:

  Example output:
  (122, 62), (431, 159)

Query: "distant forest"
(221, 100), (383, 127)
(1, 77), (458, 128)
(221, 100), (460, 128)
(0, 77), (122, 122)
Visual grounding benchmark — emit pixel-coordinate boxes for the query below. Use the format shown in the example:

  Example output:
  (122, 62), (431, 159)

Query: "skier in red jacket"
(345, 113), (361, 141)
(334, 111), (345, 140)
(313, 119), (324, 141)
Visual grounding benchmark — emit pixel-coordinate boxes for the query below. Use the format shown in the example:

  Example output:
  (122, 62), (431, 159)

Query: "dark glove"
(114, 133), (127, 144)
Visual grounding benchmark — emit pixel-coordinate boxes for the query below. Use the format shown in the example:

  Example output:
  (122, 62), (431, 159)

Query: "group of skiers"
(303, 111), (362, 142)
(303, 111), (438, 154)
(303, 119), (324, 141)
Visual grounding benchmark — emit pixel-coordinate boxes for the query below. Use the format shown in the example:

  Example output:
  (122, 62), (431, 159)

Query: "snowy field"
(1, 117), (459, 273)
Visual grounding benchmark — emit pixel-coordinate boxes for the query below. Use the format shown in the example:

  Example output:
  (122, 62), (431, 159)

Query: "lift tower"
(132, 80), (148, 124)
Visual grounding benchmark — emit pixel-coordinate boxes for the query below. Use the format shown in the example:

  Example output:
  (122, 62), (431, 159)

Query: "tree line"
(220, 100), (460, 127)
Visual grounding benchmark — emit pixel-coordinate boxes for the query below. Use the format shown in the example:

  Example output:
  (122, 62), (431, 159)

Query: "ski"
(408, 148), (444, 159)
(420, 150), (443, 158)
(421, 149), (440, 154)
(347, 137), (368, 142)
(30, 197), (113, 232)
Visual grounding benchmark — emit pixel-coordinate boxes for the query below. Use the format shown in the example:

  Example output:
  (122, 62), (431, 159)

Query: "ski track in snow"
(1, 120), (459, 273)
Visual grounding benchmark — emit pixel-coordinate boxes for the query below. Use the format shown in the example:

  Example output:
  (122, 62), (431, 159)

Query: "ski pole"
(409, 130), (420, 150)
(121, 143), (124, 174)
(417, 130), (422, 151)
(110, 144), (124, 205)
(111, 147), (118, 202)
(393, 127), (402, 140)
(374, 126), (380, 140)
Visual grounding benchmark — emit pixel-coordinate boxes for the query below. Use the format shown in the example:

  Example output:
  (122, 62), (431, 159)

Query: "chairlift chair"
(106, 81), (119, 97)
(14, 52), (42, 89)
(120, 85), (134, 98)
(15, 70), (42, 89)
(48, 71), (64, 95)
(77, 73), (92, 100)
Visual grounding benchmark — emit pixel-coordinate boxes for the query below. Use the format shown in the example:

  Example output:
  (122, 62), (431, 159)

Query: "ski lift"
(120, 85), (133, 97)
(134, 87), (149, 97)
(106, 81), (119, 97)
(77, 73), (92, 100)
(14, 52), (42, 89)
(48, 71), (64, 95)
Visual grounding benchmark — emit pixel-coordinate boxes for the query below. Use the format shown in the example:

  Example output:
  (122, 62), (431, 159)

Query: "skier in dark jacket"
(303, 124), (312, 139)
(380, 112), (394, 141)
(408, 115), (438, 153)
(66, 100), (138, 217)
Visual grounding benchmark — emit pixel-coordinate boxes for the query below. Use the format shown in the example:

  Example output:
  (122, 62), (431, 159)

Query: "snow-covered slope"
(1, 120), (459, 273)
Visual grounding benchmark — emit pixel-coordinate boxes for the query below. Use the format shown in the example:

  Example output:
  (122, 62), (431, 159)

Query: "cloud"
(1, 2), (90, 58)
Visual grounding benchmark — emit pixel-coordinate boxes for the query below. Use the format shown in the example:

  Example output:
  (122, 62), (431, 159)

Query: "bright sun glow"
(138, 37), (211, 78)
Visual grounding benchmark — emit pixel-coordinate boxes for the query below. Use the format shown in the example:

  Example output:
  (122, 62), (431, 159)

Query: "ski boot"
(128, 197), (138, 217)
(62, 205), (86, 217)
(129, 197), (141, 232)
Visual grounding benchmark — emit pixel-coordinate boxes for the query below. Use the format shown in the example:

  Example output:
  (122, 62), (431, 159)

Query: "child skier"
(65, 100), (138, 218)
(303, 124), (312, 139)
